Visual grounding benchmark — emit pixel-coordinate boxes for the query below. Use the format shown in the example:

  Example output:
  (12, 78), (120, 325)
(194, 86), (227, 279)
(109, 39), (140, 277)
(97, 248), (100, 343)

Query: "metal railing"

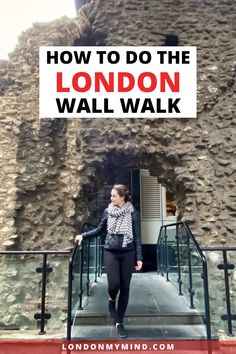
(157, 222), (211, 340)
(202, 247), (236, 337)
(0, 222), (102, 339)
(2, 225), (234, 340)
(0, 250), (70, 334)
(67, 223), (103, 340)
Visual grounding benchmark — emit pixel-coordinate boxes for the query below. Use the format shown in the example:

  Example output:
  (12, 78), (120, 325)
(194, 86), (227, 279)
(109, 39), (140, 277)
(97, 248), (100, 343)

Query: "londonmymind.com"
(61, 342), (175, 351)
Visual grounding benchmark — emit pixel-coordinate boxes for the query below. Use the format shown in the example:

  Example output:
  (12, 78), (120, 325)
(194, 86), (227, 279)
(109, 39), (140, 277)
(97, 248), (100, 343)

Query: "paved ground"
(72, 272), (207, 339)
(77, 272), (199, 316)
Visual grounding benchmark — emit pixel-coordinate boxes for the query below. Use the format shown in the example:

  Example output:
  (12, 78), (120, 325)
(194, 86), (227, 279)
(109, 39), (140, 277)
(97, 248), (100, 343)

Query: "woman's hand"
(74, 234), (83, 246)
(135, 260), (143, 271)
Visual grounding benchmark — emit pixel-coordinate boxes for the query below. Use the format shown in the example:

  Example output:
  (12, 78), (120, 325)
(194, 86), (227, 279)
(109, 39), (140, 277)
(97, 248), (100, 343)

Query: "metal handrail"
(202, 247), (236, 251)
(67, 243), (79, 340)
(157, 222), (211, 340)
(86, 239), (91, 296)
(184, 223), (211, 340)
(0, 249), (70, 334)
(67, 222), (100, 340)
(201, 247), (236, 337)
(0, 250), (70, 254)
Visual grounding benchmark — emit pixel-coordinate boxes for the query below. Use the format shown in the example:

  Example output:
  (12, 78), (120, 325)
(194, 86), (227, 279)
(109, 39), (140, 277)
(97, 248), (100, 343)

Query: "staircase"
(71, 272), (207, 340)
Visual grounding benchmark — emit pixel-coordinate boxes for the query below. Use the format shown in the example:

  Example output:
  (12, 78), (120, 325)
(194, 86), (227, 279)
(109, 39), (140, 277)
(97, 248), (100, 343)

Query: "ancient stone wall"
(0, 0), (235, 337)
(0, 0), (235, 251)
(0, 13), (91, 250)
(0, 254), (68, 331)
(75, 0), (235, 247)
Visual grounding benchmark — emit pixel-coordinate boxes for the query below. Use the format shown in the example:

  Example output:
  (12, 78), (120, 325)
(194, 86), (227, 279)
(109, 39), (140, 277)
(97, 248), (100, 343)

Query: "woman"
(75, 184), (143, 338)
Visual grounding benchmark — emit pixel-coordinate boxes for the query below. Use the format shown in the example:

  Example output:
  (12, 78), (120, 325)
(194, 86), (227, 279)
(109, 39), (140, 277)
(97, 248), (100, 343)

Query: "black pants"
(104, 249), (135, 323)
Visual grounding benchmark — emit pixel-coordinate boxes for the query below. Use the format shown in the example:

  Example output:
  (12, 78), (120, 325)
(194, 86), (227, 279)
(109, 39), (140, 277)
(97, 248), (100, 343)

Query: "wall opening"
(164, 34), (179, 46)
(77, 150), (182, 272)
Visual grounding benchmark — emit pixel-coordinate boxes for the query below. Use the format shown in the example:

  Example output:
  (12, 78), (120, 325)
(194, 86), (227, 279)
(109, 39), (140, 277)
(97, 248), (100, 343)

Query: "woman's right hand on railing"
(74, 234), (83, 246)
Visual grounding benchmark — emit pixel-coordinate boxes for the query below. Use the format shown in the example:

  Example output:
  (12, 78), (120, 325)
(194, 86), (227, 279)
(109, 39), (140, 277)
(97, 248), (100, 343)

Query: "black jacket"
(81, 209), (143, 261)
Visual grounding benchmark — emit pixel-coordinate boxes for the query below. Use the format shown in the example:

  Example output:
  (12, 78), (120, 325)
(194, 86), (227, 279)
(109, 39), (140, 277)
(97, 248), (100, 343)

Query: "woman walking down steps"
(75, 184), (143, 338)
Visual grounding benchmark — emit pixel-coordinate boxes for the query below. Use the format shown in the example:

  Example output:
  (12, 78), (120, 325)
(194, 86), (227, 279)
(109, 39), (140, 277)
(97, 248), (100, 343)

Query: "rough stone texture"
(0, 11), (91, 250)
(0, 0), (235, 251)
(0, 0), (235, 336)
(0, 255), (68, 330)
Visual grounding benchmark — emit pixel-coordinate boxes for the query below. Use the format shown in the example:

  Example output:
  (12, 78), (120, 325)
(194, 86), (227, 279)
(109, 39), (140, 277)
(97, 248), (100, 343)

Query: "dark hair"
(113, 184), (132, 202)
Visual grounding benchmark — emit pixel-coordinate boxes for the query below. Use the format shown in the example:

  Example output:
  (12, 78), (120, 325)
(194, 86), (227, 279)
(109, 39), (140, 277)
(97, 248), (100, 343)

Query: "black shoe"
(116, 323), (128, 338)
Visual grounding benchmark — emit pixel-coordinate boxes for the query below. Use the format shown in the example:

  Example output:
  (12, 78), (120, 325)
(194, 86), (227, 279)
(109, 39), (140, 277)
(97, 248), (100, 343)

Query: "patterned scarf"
(107, 201), (134, 247)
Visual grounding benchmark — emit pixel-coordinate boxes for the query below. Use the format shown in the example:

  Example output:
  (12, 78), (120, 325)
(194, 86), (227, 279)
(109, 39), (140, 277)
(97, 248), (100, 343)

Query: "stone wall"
(0, 255), (68, 331)
(0, 0), (235, 336)
(0, 11), (92, 250)
(0, 0), (235, 251)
